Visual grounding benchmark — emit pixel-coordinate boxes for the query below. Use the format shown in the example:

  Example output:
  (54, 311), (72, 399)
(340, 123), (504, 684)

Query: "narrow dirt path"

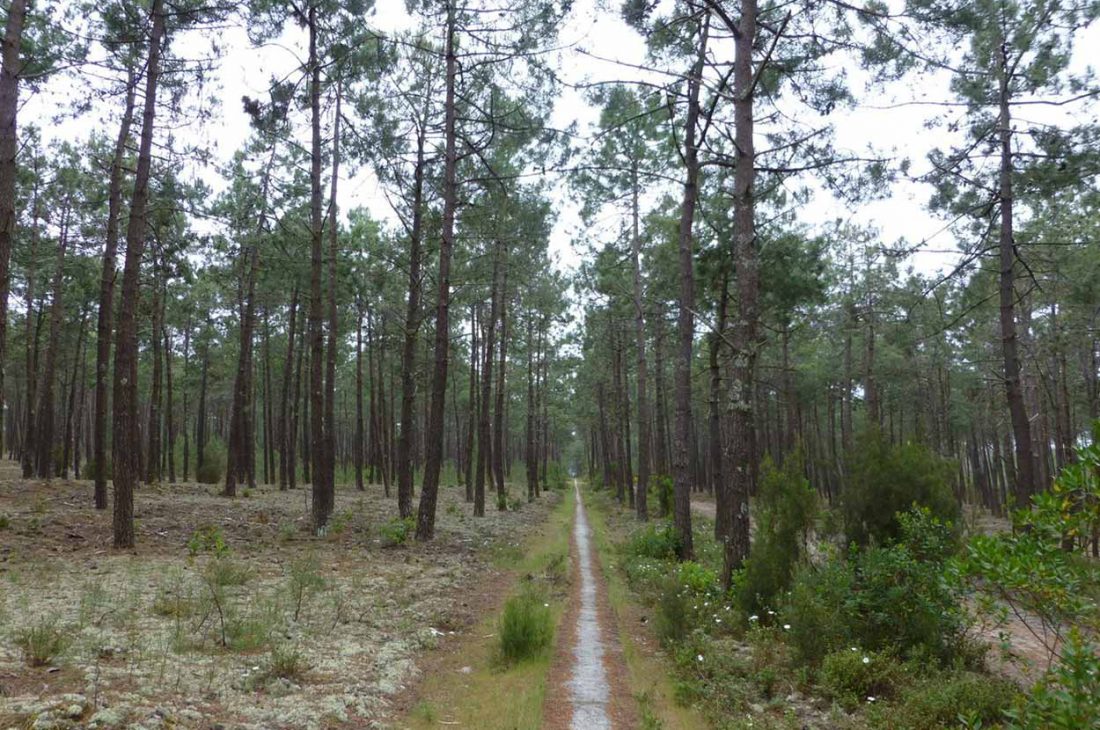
(543, 481), (635, 730)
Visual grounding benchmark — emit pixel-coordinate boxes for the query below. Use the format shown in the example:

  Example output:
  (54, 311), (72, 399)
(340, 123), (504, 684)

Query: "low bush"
(380, 516), (415, 547)
(1006, 631), (1100, 729)
(188, 525), (230, 558)
(874, 671), (1018, 729)
(204, 556), (251, 587)
(781, 551), (855, 664)
(653, 474), (673, 517)
(818, 648), (902, 710)
(268, 645), (309, 681)
(625, 521), (680, 561)
(498, 587), (553, 664)
(840, 431), (958, 547)
(14, 620), (71, 666)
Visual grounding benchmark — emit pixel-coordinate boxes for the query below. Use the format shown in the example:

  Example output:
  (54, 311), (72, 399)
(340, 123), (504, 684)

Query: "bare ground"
(0, 461), (555, 729)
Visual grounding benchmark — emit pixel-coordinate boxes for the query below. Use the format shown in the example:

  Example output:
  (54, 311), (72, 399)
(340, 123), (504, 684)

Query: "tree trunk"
(112, 0), (165, 549)
(493, 261), (509, 510)
(464, 304), (478, 501)
(355, 305), (365, 491)
(146, 266), (162, 484)
(164, 323), (175, 483)
(630, 169), (651, 520)
(324, 85), (341, 495)
(672, 13), (709, 561)
(35, 201), (71, 479)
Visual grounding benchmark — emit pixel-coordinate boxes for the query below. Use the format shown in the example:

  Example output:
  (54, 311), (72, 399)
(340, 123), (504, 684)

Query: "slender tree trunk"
(113, 0), (165, 549)
(722, 0), (767, 587)
(62, 309), (88, 479)
(397, 128), (427, 517)
(672, 13), (709, 560)
(464, 304), (478, 501)
(324, 85), (341, 495)
(493, 262), (509, 510)
(475, 246), (502, 517)
(20, 184), (39, 479)
(415, 2), (457, 540)
(711, 271), (729, 541)
(146, 267), (163, 484)
(35, 202), (71, 479)
(0, 0), (27, 461)
(996, 45), (1035, 504)
(355, 305), (365, 491)
(278, 288), (299, 489)
(630, 170), (651, 520)
(164, 323), (175, 483)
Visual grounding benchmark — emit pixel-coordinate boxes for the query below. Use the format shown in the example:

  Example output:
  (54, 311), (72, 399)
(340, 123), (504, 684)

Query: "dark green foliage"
(498, 587), (553, 664)
(783, 508), (968, 664)
(188, 525), (230, 558)
(195, 441), (227, 485)
(653, 474), (673, 517)
(738, 451), (817, 615)
(268, 645), (309, 680)
(841, 431), (958, 547)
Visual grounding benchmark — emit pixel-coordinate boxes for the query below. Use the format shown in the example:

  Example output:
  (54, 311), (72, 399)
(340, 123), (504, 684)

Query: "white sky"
(26, 0), (1100, 279)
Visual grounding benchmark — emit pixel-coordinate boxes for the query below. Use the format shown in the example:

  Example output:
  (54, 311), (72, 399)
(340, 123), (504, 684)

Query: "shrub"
(781, 547), (854, 664)
(498, 587), (553, 664)
(876, 671), (1018, 730)
(818, 648), (901, 709)
(0, 513), (9, 530)
(738, 450), (818, 615)
(653, 474), (673, 517)
(840, 431), (958, 547)
(204, 556), (251, 587)
(654, 575), (693, 644)
(268, 645), (309, 680)
(380, 516), (415, 547)
(625, 521), (680, 561)
(14, 620), (71, 666)
(1007, 631), (1100, 729)
(287, 552), (326, 621)
(188, 525), (230, 558)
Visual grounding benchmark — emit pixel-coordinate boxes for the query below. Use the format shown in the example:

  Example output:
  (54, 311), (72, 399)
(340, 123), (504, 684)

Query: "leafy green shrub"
(818, 648), (901, 709)
(739, 451), (818, 615)
(625, 521), (680, 560)
(654, 575), (693, 644)
(0, 513), (9, 530)
(380, 516), (415, 547)
(14, 620), (71, 666)
(875, 671), (1018, 730)
(783, 509), (968, 665)
(498, 587), (553, 664)
(1006, 631), (1100, 729)
(841, 431), (958, 547)
(783, 560), (854, 664)
(848, 508), (967, 661)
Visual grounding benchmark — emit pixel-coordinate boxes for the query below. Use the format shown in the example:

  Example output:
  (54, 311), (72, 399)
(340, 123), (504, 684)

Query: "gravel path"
(568, 480), (611, 730)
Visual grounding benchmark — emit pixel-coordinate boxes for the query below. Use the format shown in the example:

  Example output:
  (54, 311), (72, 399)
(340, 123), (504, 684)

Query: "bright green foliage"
(841, 432), (958, 546)
(187, 525), (229, 558)
(737, 450), (818, 615)
(1007, 631), (1100, 729)
(497, 587), (553, 664)
(379, 516), (415, 547)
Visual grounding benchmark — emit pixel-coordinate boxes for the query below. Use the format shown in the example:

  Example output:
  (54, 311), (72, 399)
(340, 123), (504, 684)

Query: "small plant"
(287, 552), (326, 621)
(204, 556), (251, 587)
(278, 522), (297, 542)
(496, 491), (508, 511)
(498, 587), (553, 664)
(267, 645), (309, 680)
(380, 516), (415, 547)
(625, 521), (680, 560)
(877, 670), (1018, 730)
(653, 474), (674, 517)
(509, 497), (523, 511)
(226, 615), (272, 652)
(0, 513), (10, 530)
(14, 620), (71, 666)
(1006, 631), (1100, 729)
(242, 488), (252, 499)
(188, 525), (230, 558)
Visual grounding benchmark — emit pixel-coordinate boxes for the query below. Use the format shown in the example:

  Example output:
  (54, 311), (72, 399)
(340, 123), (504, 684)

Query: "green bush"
(0, 513), (9, 530)
(204, 556), (251, 587)
(188, 525), (230, 558)
(14, 620), (71, 666)
(380, 516), (415, 547)
(738, 450), (818, 615)
(818, 648), (901, 709)
(783, 508), (968, 665)
(653, 474), (673, 517)
(782, 551), (855, 664)
(498, 587), (553, 664)
(841, 431), (958, 547)
(625, 521), (680, 561)
(268, 645), (309, 681)
(875, 671), (1018, 729)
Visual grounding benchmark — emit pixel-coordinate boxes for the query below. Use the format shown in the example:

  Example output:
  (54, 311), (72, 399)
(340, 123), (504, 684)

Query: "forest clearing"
(2, 0), (1100, 727)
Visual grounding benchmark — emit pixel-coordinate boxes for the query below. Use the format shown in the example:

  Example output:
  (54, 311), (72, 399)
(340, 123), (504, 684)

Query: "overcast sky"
(27, 0), (1100, 279)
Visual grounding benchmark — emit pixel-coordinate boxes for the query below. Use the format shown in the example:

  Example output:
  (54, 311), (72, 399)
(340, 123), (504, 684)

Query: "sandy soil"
(0, 462), (554, 729)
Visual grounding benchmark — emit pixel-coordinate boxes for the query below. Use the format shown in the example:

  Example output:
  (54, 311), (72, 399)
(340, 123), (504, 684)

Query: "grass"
(14, 619), (71, 666)
(401, 488), (574, 730)
(584, 487), (712, 730)
(498, 586), (554, 664)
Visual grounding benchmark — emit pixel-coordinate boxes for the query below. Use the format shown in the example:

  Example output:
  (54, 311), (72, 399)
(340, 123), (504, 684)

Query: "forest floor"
(0, 461), (559, 729)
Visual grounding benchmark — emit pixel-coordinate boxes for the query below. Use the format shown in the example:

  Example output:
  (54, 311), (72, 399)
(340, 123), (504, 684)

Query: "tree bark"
(112, 0), (166, 549)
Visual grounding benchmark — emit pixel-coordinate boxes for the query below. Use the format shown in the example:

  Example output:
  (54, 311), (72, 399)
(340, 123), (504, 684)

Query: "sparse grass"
(13, 619), (71, 666)
(204, 556), (252, 587)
